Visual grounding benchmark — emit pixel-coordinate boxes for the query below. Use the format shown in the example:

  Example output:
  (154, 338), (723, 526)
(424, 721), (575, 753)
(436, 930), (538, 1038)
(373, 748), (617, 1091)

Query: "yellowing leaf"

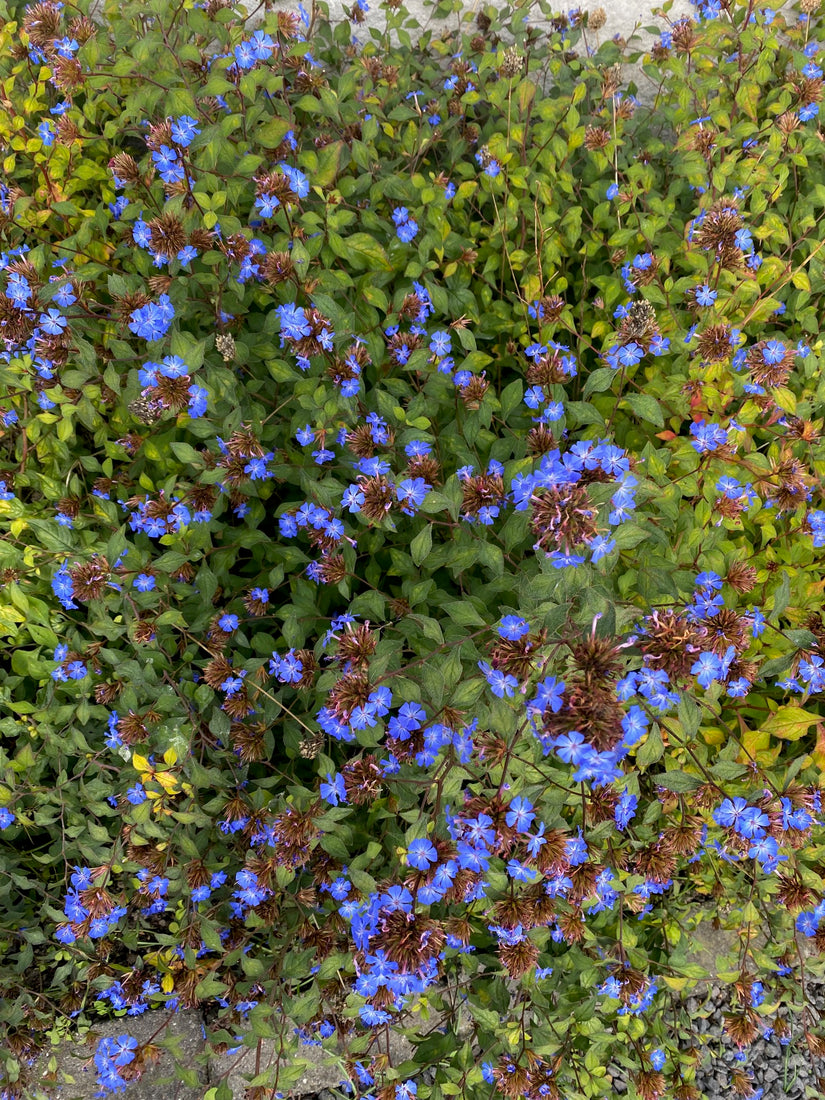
(812, 723), (825, 772)
(131, 753), (151, 774)
(162, 747), (178, 767)
(762, 706), (821, 741)
(154, 771), (179, 794)
(742, 725), (770, 757)
(0, 604), (23, 637)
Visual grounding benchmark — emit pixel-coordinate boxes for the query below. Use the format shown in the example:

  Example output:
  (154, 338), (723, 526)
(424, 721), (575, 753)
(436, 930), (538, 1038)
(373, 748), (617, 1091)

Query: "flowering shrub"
(4, 0), (825, 1096)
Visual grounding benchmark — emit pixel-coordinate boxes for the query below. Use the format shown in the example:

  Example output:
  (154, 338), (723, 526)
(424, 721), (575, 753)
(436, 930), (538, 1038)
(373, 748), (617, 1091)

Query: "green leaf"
(677, 694), (701, 738)
(314, 140), (345, 187)
(442, 601), (486, 627)
(500, 380), (523, 419)
(762, 706), (821, 741)
(410, 524), (433, 566)
(583, 367), (616, 398)
(653, 770), (702, 793)
(770, 570), (791, 621)
(636, 728), (664, 766)
(327, 231), (392, 271)
(622, 392), (665, 429)
(710, 760), (749, 780)
(169, 442), (200, 464)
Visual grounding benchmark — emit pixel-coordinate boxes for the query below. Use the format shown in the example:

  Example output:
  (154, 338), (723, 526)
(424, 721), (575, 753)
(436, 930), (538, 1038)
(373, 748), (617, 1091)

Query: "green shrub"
(2, 0), (825, 1096)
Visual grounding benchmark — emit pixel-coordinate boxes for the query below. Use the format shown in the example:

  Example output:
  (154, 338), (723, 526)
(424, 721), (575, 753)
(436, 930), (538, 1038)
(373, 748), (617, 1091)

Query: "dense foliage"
(4, 0), (825, 1096)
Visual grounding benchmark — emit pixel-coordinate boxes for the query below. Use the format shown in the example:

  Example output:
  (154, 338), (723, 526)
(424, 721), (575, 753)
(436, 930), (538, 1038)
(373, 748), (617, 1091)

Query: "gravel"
(686, 983), (819, 1100)
(303, 982), (825, 1100)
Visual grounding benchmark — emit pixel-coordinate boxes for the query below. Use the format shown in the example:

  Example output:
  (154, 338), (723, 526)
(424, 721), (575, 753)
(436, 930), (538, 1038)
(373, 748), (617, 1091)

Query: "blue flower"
(695, 570), (723, 591)
(51, 564), (77, 610)
(498, 615), (529, 640)
(691, 651), (723, 688)
(552, 730), (586, 764)
(478, 661), (518, 698)
(397, 219), (419, 243)
(589, 535), (616, 562)
(797, 910), (819, 937)
(279, 162), (310, 199)
(276, 303), (311, 341)
(158, 354), (189, 378)
(39, 308), (67, 334)
(320, 772), (348, 805)
(170, 115), (201, 147)
(749, 835), (782, 870)
(359, 1003), (391, 1026)
(614, 791), (638, 830)
(737, 806), (769, 838)
(694, 283), (717, 306)
(396, 478), (431, 515)
(254, 194), (279, 218)
(713, 796), (748, 829)
(234, 40), (258, 68)
(406, 838), (438, 870)
(615, 341), (644, 367)
(129, 295), (174, 341)
(429, 330), (451, 356)
(0, 807), (14, 829)
(188, 384), (209, 417)
(505, 796), (535, 833)
(152, 145), (185, 183)
(761, 338), (786, 364)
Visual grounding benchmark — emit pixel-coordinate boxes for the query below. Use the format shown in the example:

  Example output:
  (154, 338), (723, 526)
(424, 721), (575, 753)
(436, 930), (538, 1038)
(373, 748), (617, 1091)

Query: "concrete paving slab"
(26, 999), (472, 1099)
(207, 1000), (474, 1097)
(29, 1011), (207, 1100)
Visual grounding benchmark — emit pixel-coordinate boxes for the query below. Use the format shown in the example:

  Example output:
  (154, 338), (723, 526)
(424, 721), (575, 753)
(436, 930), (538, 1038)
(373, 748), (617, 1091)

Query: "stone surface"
(29, 997), (473, 1098)
(30, 1011), (206, 1100)
(208, 1027), (415, 1097)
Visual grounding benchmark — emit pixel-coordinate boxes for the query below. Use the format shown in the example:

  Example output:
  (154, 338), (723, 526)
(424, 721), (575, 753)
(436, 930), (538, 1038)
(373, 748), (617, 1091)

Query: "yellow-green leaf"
(762, 706), (822, 740)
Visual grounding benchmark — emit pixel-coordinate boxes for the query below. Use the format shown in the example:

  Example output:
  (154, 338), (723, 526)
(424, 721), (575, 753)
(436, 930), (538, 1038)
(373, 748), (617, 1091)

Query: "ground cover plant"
(4, 0), (825, 1096)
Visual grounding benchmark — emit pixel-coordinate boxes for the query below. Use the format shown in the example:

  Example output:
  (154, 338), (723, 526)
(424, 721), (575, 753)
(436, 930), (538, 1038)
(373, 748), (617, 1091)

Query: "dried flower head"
(68, 556), (111, 601)
(499, 46), (523, 78)
(697, 323), (733, 363)
(639, 609), (707, 680)
(724, 1011), (760, 1049)
(633, 1070), (667, 1100)
(672, 17), (698, 53)
(216, 333), (236, 362)
(530, 484), (598, 556)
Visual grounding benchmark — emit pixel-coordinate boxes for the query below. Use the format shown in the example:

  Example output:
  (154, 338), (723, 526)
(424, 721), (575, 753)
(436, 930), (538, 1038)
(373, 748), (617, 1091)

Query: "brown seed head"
(530, 483), (598, 556)
(672, 17), (698, 52)
(23, 3), (62, 46)
(639, 609), (707, 680)
(724, 1011), (760, 1049)
(697, 323), (733, 363)
(588, 7), (607, 29)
